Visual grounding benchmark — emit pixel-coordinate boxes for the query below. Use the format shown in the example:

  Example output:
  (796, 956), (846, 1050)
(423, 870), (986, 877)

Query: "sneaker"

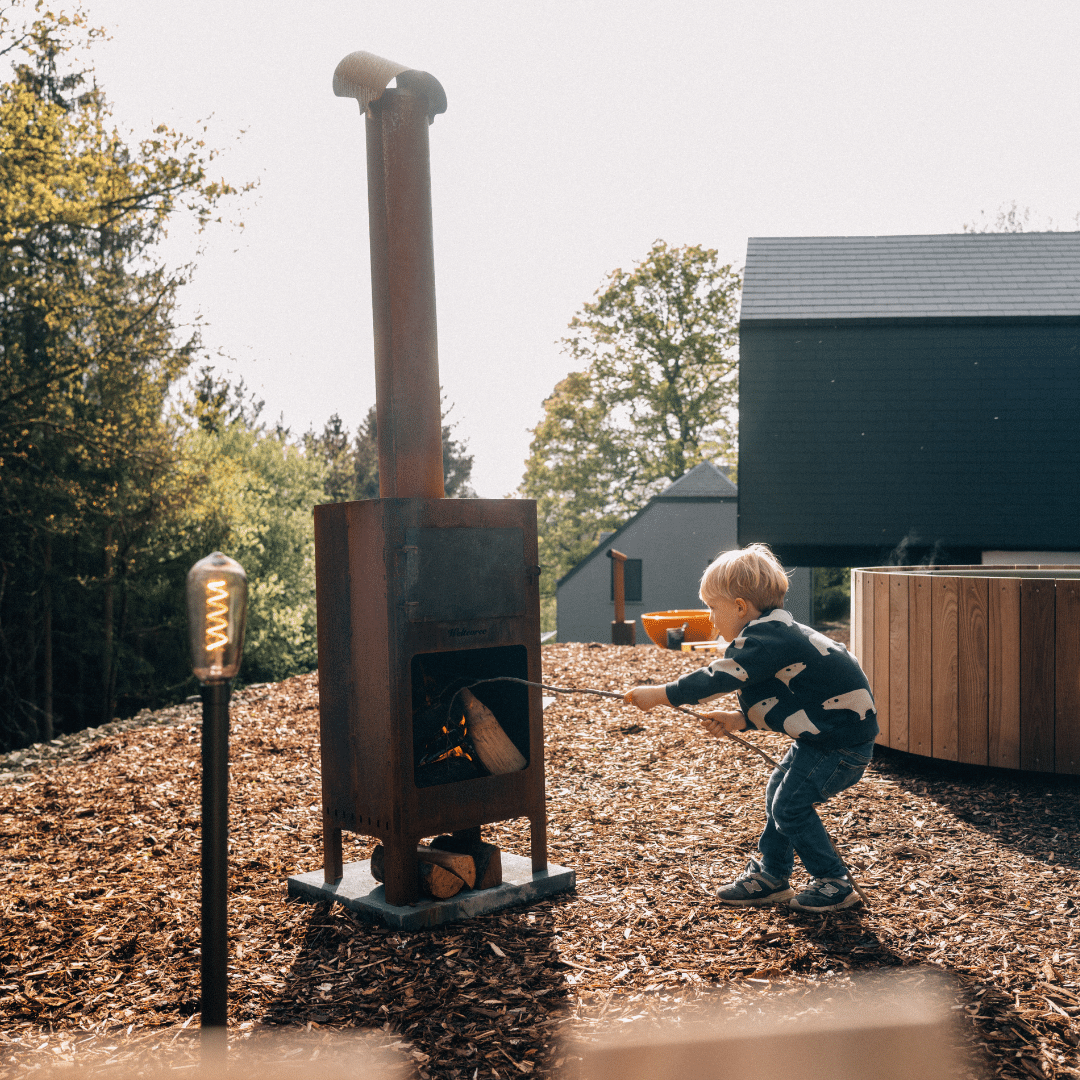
(788, 877), (860, 912)
(715, 859), (795, 907)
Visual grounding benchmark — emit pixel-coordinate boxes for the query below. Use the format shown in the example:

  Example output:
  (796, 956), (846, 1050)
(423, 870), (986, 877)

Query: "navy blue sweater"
(664, 609), (878, 750)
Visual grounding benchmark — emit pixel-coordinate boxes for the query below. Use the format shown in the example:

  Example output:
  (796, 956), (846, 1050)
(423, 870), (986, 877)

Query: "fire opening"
(412, 645), (529, 788)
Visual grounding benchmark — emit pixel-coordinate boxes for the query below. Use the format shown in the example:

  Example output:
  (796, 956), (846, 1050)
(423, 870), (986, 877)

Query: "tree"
(186, 364), (268, 434)
(173, 415), (327, 686)
(962, 199), (1079, 233)
(305, 395), (475, 502)
(519, 371), (623, 623)
(520, 241), (741, 617)
(0, 3), (242, 748)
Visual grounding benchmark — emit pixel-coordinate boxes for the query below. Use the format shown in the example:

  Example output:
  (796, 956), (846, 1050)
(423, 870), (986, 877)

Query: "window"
(610, 558), (642, 603)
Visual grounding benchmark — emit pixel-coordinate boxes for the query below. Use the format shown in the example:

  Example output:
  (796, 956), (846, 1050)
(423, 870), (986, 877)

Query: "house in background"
(555, 462), (812, 644)
(738, 232), (1080, 568)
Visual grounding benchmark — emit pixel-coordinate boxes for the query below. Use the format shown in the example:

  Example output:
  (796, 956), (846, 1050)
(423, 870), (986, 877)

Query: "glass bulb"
(187, 552), (248, 682)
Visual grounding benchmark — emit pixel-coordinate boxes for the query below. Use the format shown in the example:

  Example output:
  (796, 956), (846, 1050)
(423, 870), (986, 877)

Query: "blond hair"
(699, 543), (789, 612)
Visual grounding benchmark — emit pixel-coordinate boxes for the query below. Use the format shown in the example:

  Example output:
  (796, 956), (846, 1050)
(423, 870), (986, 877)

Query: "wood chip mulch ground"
(1, 642), (1078, 1078)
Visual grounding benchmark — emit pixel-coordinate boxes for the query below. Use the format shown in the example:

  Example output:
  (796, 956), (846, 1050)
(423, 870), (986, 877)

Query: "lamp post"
(186, 552), (247, 1046)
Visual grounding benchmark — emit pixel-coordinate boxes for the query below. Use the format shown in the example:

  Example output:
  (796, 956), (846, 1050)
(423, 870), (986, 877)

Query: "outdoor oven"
(314, 498), (547, 907)
(310, 52), (549, 908)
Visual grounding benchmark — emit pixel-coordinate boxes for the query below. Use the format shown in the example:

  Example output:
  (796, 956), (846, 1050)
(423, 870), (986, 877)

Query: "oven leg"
(530, 813), (548, 873)
(323, 818), (343, 884)
(382, 838), (419, 906)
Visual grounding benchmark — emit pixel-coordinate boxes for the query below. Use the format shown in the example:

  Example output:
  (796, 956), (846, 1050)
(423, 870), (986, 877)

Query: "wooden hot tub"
(851, 566), (1080, 775)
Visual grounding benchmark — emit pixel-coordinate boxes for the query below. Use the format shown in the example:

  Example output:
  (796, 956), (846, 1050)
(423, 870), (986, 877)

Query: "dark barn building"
(737, 233), (1080, 568)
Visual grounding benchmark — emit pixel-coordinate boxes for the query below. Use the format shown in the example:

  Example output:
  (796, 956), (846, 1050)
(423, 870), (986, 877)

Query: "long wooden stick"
(466, 678), (781, 767)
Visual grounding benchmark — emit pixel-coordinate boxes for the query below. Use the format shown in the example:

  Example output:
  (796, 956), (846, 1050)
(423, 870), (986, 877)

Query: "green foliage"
(0, 3), (483, 751)
(0, 3), (244, 749)
(304, 396), (475, 502)
(521, 240), (741, 605)
(812, 567), (850, 623)
(176, 418), (326, 685)
(186, 365), (268, 435)
(520, 371), (623, 608)
(303, 408), (379, 502)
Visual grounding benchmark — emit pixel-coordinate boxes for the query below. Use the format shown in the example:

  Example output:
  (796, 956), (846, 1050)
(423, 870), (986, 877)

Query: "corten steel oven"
(313, 52), (549, 908)
(314, 497), (547, 907)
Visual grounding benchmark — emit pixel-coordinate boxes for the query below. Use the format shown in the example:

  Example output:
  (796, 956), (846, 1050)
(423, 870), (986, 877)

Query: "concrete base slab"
(287, 853), (575, 930)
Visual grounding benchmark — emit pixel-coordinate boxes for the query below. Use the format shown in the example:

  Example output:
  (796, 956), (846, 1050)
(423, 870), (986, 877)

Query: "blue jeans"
(757, 740), (874, 882)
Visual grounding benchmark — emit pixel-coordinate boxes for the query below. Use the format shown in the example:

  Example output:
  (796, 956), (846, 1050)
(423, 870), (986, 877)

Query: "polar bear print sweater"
(664, 608), (879, 749)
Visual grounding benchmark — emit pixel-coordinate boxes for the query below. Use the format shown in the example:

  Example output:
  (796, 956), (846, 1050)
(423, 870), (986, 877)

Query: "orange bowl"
(640, 609), (717, 649)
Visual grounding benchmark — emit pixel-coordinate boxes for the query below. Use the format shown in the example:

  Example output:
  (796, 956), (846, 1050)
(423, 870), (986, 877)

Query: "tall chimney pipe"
(334, 53), (448, 499)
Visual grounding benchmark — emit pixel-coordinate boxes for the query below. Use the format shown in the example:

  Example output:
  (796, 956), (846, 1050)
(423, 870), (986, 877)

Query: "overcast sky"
(73, 0), (1080, 497)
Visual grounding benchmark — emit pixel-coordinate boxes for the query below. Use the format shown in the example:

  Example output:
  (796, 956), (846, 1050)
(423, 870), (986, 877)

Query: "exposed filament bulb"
(205, 579), (230, 653)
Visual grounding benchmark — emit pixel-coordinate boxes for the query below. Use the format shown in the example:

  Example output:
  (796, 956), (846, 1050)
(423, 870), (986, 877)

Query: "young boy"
(625, 544), (877, 912)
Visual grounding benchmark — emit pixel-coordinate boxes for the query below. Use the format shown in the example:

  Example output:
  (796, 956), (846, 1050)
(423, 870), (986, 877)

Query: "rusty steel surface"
(366, 86), (445, 500)
(319, 52), (548, 910)
(607, 549), (635, 644)
(333, 50), (447, 120)
(313, 498), (546, 907)
(607, 548), (628, 626)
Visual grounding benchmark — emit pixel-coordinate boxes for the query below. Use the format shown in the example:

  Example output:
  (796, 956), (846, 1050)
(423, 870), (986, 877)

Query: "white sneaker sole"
(788, 891), (861, 912)
(716, 887), (795, 907)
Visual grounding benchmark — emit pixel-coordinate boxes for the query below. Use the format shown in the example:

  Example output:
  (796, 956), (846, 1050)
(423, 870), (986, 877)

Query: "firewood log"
(369, 843), (470, 899)
(432, 833), (503, 890)
(476, 844), (502, 889)
(416, 844), (476, 889)
(419, 861), (465, 899)
(459, 687), (526, 775)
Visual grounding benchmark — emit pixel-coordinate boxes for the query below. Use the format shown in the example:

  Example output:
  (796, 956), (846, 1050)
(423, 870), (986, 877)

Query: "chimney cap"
(333, 50), (447, 122)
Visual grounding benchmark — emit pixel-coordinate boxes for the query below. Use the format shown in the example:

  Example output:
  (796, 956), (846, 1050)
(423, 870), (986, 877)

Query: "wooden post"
(607, 548), (635, 645)
(582, 977), (962, 1080)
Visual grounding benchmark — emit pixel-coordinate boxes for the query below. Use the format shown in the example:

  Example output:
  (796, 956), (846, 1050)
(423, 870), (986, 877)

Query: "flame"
(427, 744), (473, 766)
(205, 579), (230, 653)
(418, 713), (472, 766)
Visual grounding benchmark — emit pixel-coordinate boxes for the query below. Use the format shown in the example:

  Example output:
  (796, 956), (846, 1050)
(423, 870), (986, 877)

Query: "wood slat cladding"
(852, 566), (1080, 776)
(888, 574), (909, 752)
(1020, 580), (1055, 772)
(930, 577), (959, 762)
(1057, 581), (1080, 774)
(908, 576), (933, 758)
(957, 578), (989, 766)
(988, 579), (1021, 770)
(873, 573), (890, 745)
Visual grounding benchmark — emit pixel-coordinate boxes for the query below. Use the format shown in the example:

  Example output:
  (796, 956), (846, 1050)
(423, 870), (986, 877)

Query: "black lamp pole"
(186, 552), (247, 1047)
(200, 679), (230, 1027)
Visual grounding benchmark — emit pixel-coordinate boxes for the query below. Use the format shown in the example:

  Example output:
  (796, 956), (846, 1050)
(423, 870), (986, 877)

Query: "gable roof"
(654, 461), (737, 499)
(555, 464), (737, 589)
(740, 232), (1080, 321)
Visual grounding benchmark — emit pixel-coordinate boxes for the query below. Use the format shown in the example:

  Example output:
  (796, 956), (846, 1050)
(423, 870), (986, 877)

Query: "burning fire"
(418, 714), (474, 767)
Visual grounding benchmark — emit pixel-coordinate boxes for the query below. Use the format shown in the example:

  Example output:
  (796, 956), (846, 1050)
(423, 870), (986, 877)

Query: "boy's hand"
(699, 710), (747, 738)
(624, 685), (669, 711)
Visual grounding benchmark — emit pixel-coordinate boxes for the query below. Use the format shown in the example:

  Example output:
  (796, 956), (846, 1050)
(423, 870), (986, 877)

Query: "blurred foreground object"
(580, 975), (965, 1080)
(24, 1029), (407, 1080)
